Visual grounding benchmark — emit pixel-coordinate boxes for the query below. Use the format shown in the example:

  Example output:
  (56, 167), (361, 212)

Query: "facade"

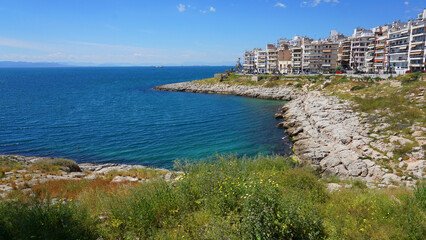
(341, 40), (351, 70)
(388, 22), (410, 75)
(374, 36), (388, 73)
(243, 50), (255, 73)
(321, 41), (340, 71)
(277, 42), (292, 74)
(350, 28), (374, 72)
(409, 10), (426, 72)
(291, 46), (303, 73)
(266, 44), (279, 74)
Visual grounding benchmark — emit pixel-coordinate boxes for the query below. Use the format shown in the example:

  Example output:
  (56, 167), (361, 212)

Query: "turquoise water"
(0, 67), (291, 168)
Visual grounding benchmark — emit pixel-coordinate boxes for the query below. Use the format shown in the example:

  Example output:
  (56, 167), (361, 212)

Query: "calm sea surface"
(0, 67), (291, 168)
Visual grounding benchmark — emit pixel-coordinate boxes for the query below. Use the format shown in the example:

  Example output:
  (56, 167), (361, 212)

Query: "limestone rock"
(326, 183), (342, 193)
(111, 176), (139, 183)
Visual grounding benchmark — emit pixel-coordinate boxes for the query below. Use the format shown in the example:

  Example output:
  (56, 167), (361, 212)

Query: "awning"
(411, 44), (418, 48)
(399, 46), (408, 50)
(323, 50), (332, 53)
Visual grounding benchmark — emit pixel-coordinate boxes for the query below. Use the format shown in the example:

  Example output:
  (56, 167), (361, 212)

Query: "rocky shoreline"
(154, 82), (299, 101)
(0, 155), (178, 198)
(156, 81), (424, 188)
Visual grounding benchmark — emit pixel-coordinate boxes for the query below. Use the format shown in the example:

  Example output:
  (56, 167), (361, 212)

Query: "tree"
(351, 51), (358, 72)
(235, 58), (242, 72)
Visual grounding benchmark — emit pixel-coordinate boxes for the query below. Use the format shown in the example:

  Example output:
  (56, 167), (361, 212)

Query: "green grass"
(1, 154), (424, 239)
(32, 158), (81, 172)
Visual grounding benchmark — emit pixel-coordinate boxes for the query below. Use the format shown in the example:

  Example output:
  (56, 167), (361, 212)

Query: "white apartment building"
(243, 50), (255, 73)
(255, 49), (267, 74)
(388, 23), (410, 75)
(291, 46), (303, 73)
(409, 9), (426, 72)
(350, 28), (375, 72)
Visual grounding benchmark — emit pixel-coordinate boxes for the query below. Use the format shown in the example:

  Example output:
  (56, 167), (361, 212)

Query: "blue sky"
(0, 0), (424, 66)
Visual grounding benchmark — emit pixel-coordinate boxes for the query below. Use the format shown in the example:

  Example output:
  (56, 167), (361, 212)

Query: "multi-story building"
(409, 9), (426, 72)
(350, 28), (375, 72)
(277, 42), (292, 74)
(321, 41), (340, 72)
(302, 39), (312, 73)
(374, 36), (388, 73)
(243, 50), (255, 73)
(341, 40), (351, 70)
(266, 44), (279, 74)
(388, 21), (410, 75)
(291, 46), (303, 73)
(255, 49), (267, 74)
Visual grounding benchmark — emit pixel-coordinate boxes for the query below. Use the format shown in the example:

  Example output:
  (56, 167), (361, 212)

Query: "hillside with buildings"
(243, 9), (426, 75)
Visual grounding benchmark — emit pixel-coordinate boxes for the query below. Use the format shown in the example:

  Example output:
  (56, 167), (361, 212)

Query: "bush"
(350, 84), (366, 91)
(33, 158), (81, 172)
(323, 82), (331, 88)
(0, 200), (99, 240)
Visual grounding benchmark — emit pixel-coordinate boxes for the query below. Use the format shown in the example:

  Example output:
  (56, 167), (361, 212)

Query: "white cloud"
(404, 1), (409, 5)
(275, 2), (287, 8)
(301, 0), (339, 7)
(0, 37), (55, 52)
(177, 4), (186, 12)
(209, 6), (216, 12)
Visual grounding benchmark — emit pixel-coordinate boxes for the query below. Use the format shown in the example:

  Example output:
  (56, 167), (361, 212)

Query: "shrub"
(0, 200), (99, 240)
(323, 82), (331, 88)
(350, 84), (366, 91)
(33, 158), (81, 172)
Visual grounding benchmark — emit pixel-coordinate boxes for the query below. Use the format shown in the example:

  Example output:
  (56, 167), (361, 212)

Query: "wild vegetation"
(0, 155), (425, 239)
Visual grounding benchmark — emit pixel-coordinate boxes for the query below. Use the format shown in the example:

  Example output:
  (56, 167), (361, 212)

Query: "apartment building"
(350, 28), (375, 72)
(277, 42), (292, 74)
(302, 39), (312, 73)
(374, 36), (388, 73)
(321, 41), (340, 71)
(409, 10), (426, 72)
(266, 44), (279, 74)
(341, 40), (351, 70)
(388, 21), (410, 75)
(291, 46), (303, 73)
(243, 50), (255, 73)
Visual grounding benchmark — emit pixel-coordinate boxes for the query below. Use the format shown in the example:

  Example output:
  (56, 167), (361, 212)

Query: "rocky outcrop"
(155, 82), (299, 101)
(0, 155), (179, 198)
(278, 91), (420, 188)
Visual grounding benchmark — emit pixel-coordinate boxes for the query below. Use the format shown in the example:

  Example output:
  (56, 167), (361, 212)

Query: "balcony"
(388, 34), (409, 40)
(390, 58), (408, 62)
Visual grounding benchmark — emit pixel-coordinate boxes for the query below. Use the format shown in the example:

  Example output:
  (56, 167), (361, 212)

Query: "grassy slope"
(0, 155), (425, 239)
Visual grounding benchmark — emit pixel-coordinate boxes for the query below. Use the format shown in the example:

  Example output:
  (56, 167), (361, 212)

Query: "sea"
(0, 67), (292, 168)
